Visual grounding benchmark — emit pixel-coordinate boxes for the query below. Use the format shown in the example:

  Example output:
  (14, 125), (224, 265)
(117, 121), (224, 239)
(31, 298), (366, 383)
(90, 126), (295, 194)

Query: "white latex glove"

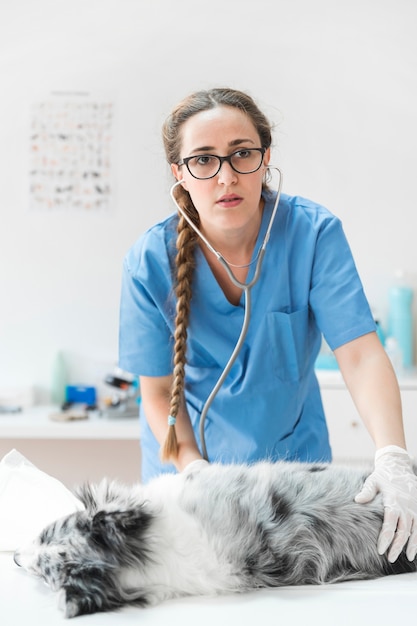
(355, 445), (417, 562)
(182, 459), (210, 475)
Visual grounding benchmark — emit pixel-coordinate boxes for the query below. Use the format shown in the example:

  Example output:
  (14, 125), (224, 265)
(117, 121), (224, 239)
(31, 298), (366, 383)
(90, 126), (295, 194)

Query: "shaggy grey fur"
(14, 461), (417, 618)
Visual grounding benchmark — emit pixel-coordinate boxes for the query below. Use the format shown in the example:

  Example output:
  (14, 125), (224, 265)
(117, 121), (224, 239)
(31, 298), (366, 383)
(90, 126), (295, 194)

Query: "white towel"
(0, 449), (83, 552)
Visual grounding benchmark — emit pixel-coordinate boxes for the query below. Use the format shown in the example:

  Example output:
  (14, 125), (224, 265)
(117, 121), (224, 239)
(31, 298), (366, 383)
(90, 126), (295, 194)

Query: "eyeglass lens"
(186, 149), (263, 179)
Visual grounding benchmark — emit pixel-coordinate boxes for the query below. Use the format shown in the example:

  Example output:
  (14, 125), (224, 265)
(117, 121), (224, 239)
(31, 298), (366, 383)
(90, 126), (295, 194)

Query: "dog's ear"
(74, 483), (99, 514)
(90, 506), (153, 551)
(75, 480), (133, 512)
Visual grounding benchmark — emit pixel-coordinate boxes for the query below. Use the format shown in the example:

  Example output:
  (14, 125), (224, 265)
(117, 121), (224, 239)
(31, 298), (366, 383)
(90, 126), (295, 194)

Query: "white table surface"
(1, 551), (416, 626)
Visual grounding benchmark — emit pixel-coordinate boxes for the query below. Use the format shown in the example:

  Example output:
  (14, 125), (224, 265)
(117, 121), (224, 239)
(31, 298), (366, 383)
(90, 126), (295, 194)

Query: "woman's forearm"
(334, 332), (406, 450)
(139, 375), (203, 471)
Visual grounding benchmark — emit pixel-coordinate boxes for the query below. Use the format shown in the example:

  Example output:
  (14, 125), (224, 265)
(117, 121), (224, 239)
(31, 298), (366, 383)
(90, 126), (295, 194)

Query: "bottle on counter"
(51, 351), (68, 406)
(388, 272), (414, 369)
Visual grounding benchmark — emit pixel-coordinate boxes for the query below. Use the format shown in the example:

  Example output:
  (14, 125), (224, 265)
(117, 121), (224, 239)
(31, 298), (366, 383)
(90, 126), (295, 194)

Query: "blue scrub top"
(119, 191), (376, 482)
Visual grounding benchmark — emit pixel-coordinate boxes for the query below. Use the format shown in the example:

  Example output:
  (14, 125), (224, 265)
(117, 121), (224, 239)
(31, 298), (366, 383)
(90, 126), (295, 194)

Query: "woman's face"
(171, 105), (270, 239)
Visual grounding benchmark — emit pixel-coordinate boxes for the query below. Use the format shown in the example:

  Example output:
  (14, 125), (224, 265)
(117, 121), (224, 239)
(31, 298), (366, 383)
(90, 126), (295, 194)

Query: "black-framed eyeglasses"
(177, 148), (266, 180)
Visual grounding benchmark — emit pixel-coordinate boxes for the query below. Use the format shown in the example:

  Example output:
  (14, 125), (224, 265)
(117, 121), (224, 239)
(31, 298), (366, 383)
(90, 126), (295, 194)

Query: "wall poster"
(29, 92), (115, 211)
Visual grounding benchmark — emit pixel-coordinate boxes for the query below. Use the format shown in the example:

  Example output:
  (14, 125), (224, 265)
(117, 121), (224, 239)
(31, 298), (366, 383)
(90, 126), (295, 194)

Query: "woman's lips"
(216, 194), (243, 208)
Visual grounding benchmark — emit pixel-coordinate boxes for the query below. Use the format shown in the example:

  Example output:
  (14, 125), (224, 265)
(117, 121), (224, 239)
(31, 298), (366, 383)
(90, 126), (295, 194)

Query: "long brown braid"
(160, 207), (198, 462)
(159, 88), (272, 462)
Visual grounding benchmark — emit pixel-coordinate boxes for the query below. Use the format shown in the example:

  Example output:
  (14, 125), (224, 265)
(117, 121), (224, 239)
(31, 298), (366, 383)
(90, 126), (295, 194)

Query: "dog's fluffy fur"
(14, 461), (417, 618)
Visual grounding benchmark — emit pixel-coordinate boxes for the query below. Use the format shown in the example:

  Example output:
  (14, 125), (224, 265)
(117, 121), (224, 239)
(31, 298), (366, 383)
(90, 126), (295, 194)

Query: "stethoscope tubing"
(169, 166), (283, 460)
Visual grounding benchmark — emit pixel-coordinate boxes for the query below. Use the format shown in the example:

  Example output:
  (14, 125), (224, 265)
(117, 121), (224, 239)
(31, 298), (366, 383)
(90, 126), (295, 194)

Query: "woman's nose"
(217, 161), (238, 185)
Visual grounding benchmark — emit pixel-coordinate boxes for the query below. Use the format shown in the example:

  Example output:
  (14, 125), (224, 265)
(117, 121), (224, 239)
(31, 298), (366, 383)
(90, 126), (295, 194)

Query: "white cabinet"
(0, 407), (142, 487)
(317, 370), (417, 465)
(400, 389), (417, 455)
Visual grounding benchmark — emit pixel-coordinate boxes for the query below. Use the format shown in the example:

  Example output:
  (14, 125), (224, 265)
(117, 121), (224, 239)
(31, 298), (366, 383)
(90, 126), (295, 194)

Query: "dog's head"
(14, 481), (154, 617)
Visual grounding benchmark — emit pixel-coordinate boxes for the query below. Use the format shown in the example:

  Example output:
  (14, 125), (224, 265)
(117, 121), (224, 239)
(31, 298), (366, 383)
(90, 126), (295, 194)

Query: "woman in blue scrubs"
(119, 88), (417, 563)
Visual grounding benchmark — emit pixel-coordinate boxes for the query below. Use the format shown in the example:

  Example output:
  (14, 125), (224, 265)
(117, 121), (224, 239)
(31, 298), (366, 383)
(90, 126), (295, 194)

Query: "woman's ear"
(263, 147), (271, 170)
(171, 163), (188, 191)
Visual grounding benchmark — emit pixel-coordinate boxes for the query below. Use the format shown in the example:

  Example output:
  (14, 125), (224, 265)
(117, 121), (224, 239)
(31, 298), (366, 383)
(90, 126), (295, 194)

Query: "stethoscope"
(169, 166), (283, 460)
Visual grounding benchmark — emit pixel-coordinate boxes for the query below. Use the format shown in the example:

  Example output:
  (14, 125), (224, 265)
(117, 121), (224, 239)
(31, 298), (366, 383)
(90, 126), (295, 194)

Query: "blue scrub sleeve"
(118, 252), (174, 377)
(309, 216), (376, 350)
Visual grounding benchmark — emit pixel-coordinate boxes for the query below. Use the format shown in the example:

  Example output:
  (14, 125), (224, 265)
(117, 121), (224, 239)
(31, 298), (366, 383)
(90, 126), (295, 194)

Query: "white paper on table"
(0, 449), (83, 551)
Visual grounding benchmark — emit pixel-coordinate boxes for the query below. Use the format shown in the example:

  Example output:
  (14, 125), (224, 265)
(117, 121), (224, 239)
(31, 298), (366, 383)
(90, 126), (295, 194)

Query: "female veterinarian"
(119, 87), (417, 563)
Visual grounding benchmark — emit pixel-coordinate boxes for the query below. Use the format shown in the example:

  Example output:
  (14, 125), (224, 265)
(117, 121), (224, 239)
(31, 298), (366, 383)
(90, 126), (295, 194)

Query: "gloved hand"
(182, 459), (210, 475)
(355, 445), (417, 562)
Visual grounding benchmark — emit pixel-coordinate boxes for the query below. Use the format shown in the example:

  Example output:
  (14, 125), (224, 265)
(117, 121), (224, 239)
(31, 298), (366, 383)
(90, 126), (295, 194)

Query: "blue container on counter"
(65, 385), (97, 407)
(388, 286), (414, 368)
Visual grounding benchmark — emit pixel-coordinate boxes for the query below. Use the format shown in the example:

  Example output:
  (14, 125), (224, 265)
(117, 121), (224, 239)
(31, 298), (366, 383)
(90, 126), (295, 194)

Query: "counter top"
(0, 405), (140, 440)
(316, 367), (417, 389)
(1, 370), (416, 441)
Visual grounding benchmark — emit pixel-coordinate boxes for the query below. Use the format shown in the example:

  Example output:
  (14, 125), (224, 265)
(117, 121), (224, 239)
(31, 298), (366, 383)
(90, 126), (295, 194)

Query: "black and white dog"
(14, 461), (417, 618)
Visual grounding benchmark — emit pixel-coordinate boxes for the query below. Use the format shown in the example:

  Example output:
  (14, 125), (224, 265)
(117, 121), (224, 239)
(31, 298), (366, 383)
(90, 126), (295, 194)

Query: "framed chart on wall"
(28, 91), (115, 212)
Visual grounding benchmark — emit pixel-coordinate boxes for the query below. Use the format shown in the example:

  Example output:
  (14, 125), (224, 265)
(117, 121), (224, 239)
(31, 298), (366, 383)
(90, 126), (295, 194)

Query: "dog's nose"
(14, 550), (22, 567)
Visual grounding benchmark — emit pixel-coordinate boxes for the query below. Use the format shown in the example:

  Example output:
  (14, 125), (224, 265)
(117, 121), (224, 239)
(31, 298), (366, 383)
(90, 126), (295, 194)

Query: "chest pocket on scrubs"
(267, 307), (311, 383)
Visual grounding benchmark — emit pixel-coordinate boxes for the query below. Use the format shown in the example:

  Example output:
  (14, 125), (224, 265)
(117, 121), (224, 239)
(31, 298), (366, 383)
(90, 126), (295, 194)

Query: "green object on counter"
(51, 351), (67, 405)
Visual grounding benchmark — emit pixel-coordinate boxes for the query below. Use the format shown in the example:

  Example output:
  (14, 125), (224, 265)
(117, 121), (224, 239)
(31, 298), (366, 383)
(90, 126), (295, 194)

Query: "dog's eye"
(58, 551), (67, 559)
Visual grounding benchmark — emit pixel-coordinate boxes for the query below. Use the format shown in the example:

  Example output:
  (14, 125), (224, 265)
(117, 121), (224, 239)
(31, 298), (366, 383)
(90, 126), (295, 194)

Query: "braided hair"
(160, 88), (272, 462)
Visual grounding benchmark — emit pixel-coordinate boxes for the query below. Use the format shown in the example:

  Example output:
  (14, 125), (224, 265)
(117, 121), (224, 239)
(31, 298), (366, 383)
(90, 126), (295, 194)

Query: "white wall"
(1, 0), (416, 402)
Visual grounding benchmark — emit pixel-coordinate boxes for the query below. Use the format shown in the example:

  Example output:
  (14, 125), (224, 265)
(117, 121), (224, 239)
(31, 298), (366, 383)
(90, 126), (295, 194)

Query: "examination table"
(1, 553), (416, 626)
(1, 450), (415, 625)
